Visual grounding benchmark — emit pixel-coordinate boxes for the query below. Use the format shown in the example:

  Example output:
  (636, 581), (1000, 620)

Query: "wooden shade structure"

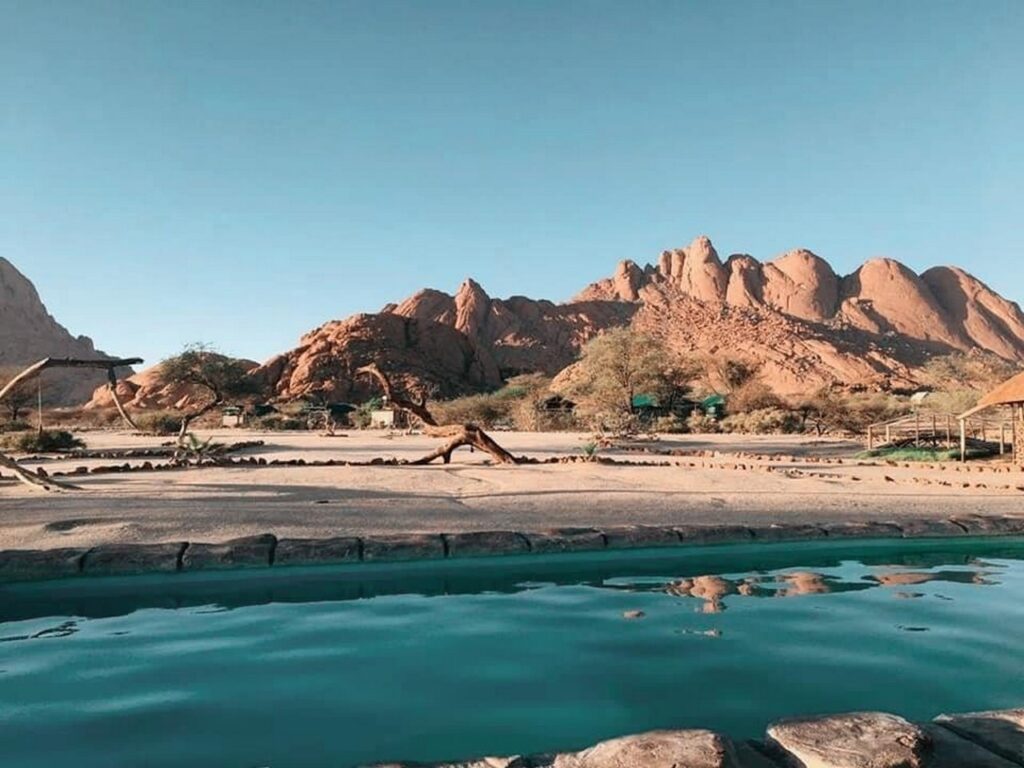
(957, 371), (1024, 462)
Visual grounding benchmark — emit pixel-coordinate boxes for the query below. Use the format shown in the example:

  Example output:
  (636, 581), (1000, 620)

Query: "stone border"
(2, 514), (1024, 584)
(372, 708), (1024, 768)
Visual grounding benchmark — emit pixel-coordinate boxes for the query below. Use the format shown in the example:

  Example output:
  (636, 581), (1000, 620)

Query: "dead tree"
(356, 364), (519, 465)
(0, 356), (143, 491)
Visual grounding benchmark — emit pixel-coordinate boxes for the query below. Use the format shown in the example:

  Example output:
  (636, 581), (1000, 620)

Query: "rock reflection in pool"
(2, 537), (1023, 768)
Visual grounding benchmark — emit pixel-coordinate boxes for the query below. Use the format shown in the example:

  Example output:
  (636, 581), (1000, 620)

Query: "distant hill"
(78, 235), (1024, 409)
(249, 235), (1024, 402)
(0, 258), (128, 405)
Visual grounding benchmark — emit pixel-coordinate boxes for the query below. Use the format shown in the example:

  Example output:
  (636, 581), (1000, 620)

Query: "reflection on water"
(655, 561), (998, 613)
(1, 537), (1024, 768)
(0, 537), (1018, 625)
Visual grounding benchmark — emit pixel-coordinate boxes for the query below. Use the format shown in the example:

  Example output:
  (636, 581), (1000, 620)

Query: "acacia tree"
(567, 328), (697, 431)
(161, 344), (262, 438)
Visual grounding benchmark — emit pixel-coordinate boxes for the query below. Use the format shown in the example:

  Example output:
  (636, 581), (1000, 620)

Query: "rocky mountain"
(372, 235), (1024, 397)
(0, 258), (127, 405)
(84, 235), (1024, 408)
(255, 312), (502, 402)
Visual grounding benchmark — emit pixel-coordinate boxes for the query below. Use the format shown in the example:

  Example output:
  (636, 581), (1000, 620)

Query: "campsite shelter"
(957, 371), (1024, 462)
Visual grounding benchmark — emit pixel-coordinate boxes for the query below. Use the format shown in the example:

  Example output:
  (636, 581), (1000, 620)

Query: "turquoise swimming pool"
(1, 538), (1022, 768)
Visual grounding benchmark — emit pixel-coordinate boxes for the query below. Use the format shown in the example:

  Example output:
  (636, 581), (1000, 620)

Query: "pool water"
(2, 538), (1023, 768)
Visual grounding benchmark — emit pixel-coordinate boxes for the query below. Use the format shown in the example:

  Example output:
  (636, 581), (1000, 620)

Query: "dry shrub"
(253, 415), (306, 431)
(135, 411), (182, 436)
(651, 414), (688, 434)
(686, 412), (720, 434)
(720, 408), (802, 435)
(0, 429), (84, 453)
(727, 381), (783, 414)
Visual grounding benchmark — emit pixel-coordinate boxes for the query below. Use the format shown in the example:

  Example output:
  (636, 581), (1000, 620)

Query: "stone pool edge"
(3, 513), (1024, 584)
(368, 708), (1024, 768)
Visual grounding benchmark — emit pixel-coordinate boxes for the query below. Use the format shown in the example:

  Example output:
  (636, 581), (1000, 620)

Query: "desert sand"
(1, 430), (1022, 551)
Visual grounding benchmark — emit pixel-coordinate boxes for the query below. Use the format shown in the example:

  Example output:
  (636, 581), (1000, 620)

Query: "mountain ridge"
(254, 235), (1024, 402)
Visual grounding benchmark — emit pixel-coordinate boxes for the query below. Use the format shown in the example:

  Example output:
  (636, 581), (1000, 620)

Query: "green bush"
(0, 419), (32, 433)
(135, 411), (182, 436)
(858, 445), (994, 462)
(0, 429), (84, 453)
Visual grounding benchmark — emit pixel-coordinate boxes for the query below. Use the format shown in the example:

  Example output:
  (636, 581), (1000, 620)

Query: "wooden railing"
(866, 412), (1015, 454)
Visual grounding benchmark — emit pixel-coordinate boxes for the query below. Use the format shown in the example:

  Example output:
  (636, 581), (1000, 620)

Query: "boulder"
(918, 723), (1018, 767)
(274, 537), (362, 566)
(524, 528), (607, 553)
(181, 534), (276, 570)
(934, 709), (1024, 764)
(602, 526), (681, 549)
(950, 516), (1024, 536)
(0, 548), (86, 582)
(748, 524), (827, 542)
(675, 525), (753, 545)
(897, 519), (968, 538)
(444, 531), (530, 558)
(550, 729), (741, 768)
(82, 542), (185, 575)
(765, 712), (930, 768)
(362, 534), (445, 561)
(822, 522), (903, 539)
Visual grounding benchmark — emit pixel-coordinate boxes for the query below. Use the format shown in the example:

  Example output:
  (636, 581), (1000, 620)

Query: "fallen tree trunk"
(356, 364), (519, 465)
(0, 356), (143, 492)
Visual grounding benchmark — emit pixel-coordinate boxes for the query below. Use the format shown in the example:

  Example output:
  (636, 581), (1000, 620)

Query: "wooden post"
(945, 414), (952, 446)
(885, 424), (891, 444)
(1015, 408), (1020, 464)
(868, 425), (874, 451)
(1000, 423), (1007, 455)
(915, 413), (921, 447)
(960, 418), (967, 462)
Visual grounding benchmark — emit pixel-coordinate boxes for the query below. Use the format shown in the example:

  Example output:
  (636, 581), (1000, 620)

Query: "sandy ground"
(1, 429), (1022, 550)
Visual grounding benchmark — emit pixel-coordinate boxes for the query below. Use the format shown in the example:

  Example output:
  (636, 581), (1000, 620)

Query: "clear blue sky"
(3, 0), (1022, 367)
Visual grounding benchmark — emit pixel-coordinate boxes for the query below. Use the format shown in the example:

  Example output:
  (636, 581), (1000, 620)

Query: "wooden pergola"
(957, 371), (1024, 463)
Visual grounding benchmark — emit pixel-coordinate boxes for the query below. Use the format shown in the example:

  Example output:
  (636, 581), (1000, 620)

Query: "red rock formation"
(253, 313), (501, 402)
(86, 354), (259, 411)
(81, 235), (1024, 407)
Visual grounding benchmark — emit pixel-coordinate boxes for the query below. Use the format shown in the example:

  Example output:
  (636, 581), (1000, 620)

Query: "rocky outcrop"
(0, 258), (127, 404)
(80, 235), (1024, 407)
(254, 313), (502, 403)
(389, 278), (635, 378)
(85, 354), (259, 411)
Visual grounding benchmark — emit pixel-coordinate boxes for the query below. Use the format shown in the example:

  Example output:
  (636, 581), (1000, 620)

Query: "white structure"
(369, 409), (396, 429)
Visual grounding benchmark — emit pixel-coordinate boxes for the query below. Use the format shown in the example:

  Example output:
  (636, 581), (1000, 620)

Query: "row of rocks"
(26, 453), (677, 480)
(3, 515), (1024, 583)
(369, 709), (1024, 768)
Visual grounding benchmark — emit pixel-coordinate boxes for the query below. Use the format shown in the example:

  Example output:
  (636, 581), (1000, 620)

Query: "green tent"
(702, 394), (726, 419)
(631, 394), (659, 409)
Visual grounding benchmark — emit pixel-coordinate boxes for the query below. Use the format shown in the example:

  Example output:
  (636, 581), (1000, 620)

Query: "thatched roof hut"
(958, 370), (1024, 461)
(975, 371), (1024, 410)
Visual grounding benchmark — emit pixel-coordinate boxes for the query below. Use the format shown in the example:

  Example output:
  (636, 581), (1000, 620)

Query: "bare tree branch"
(0, 356), (142, 492)
(356, 364), (518, 465)
(0, 357), (142, 404)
